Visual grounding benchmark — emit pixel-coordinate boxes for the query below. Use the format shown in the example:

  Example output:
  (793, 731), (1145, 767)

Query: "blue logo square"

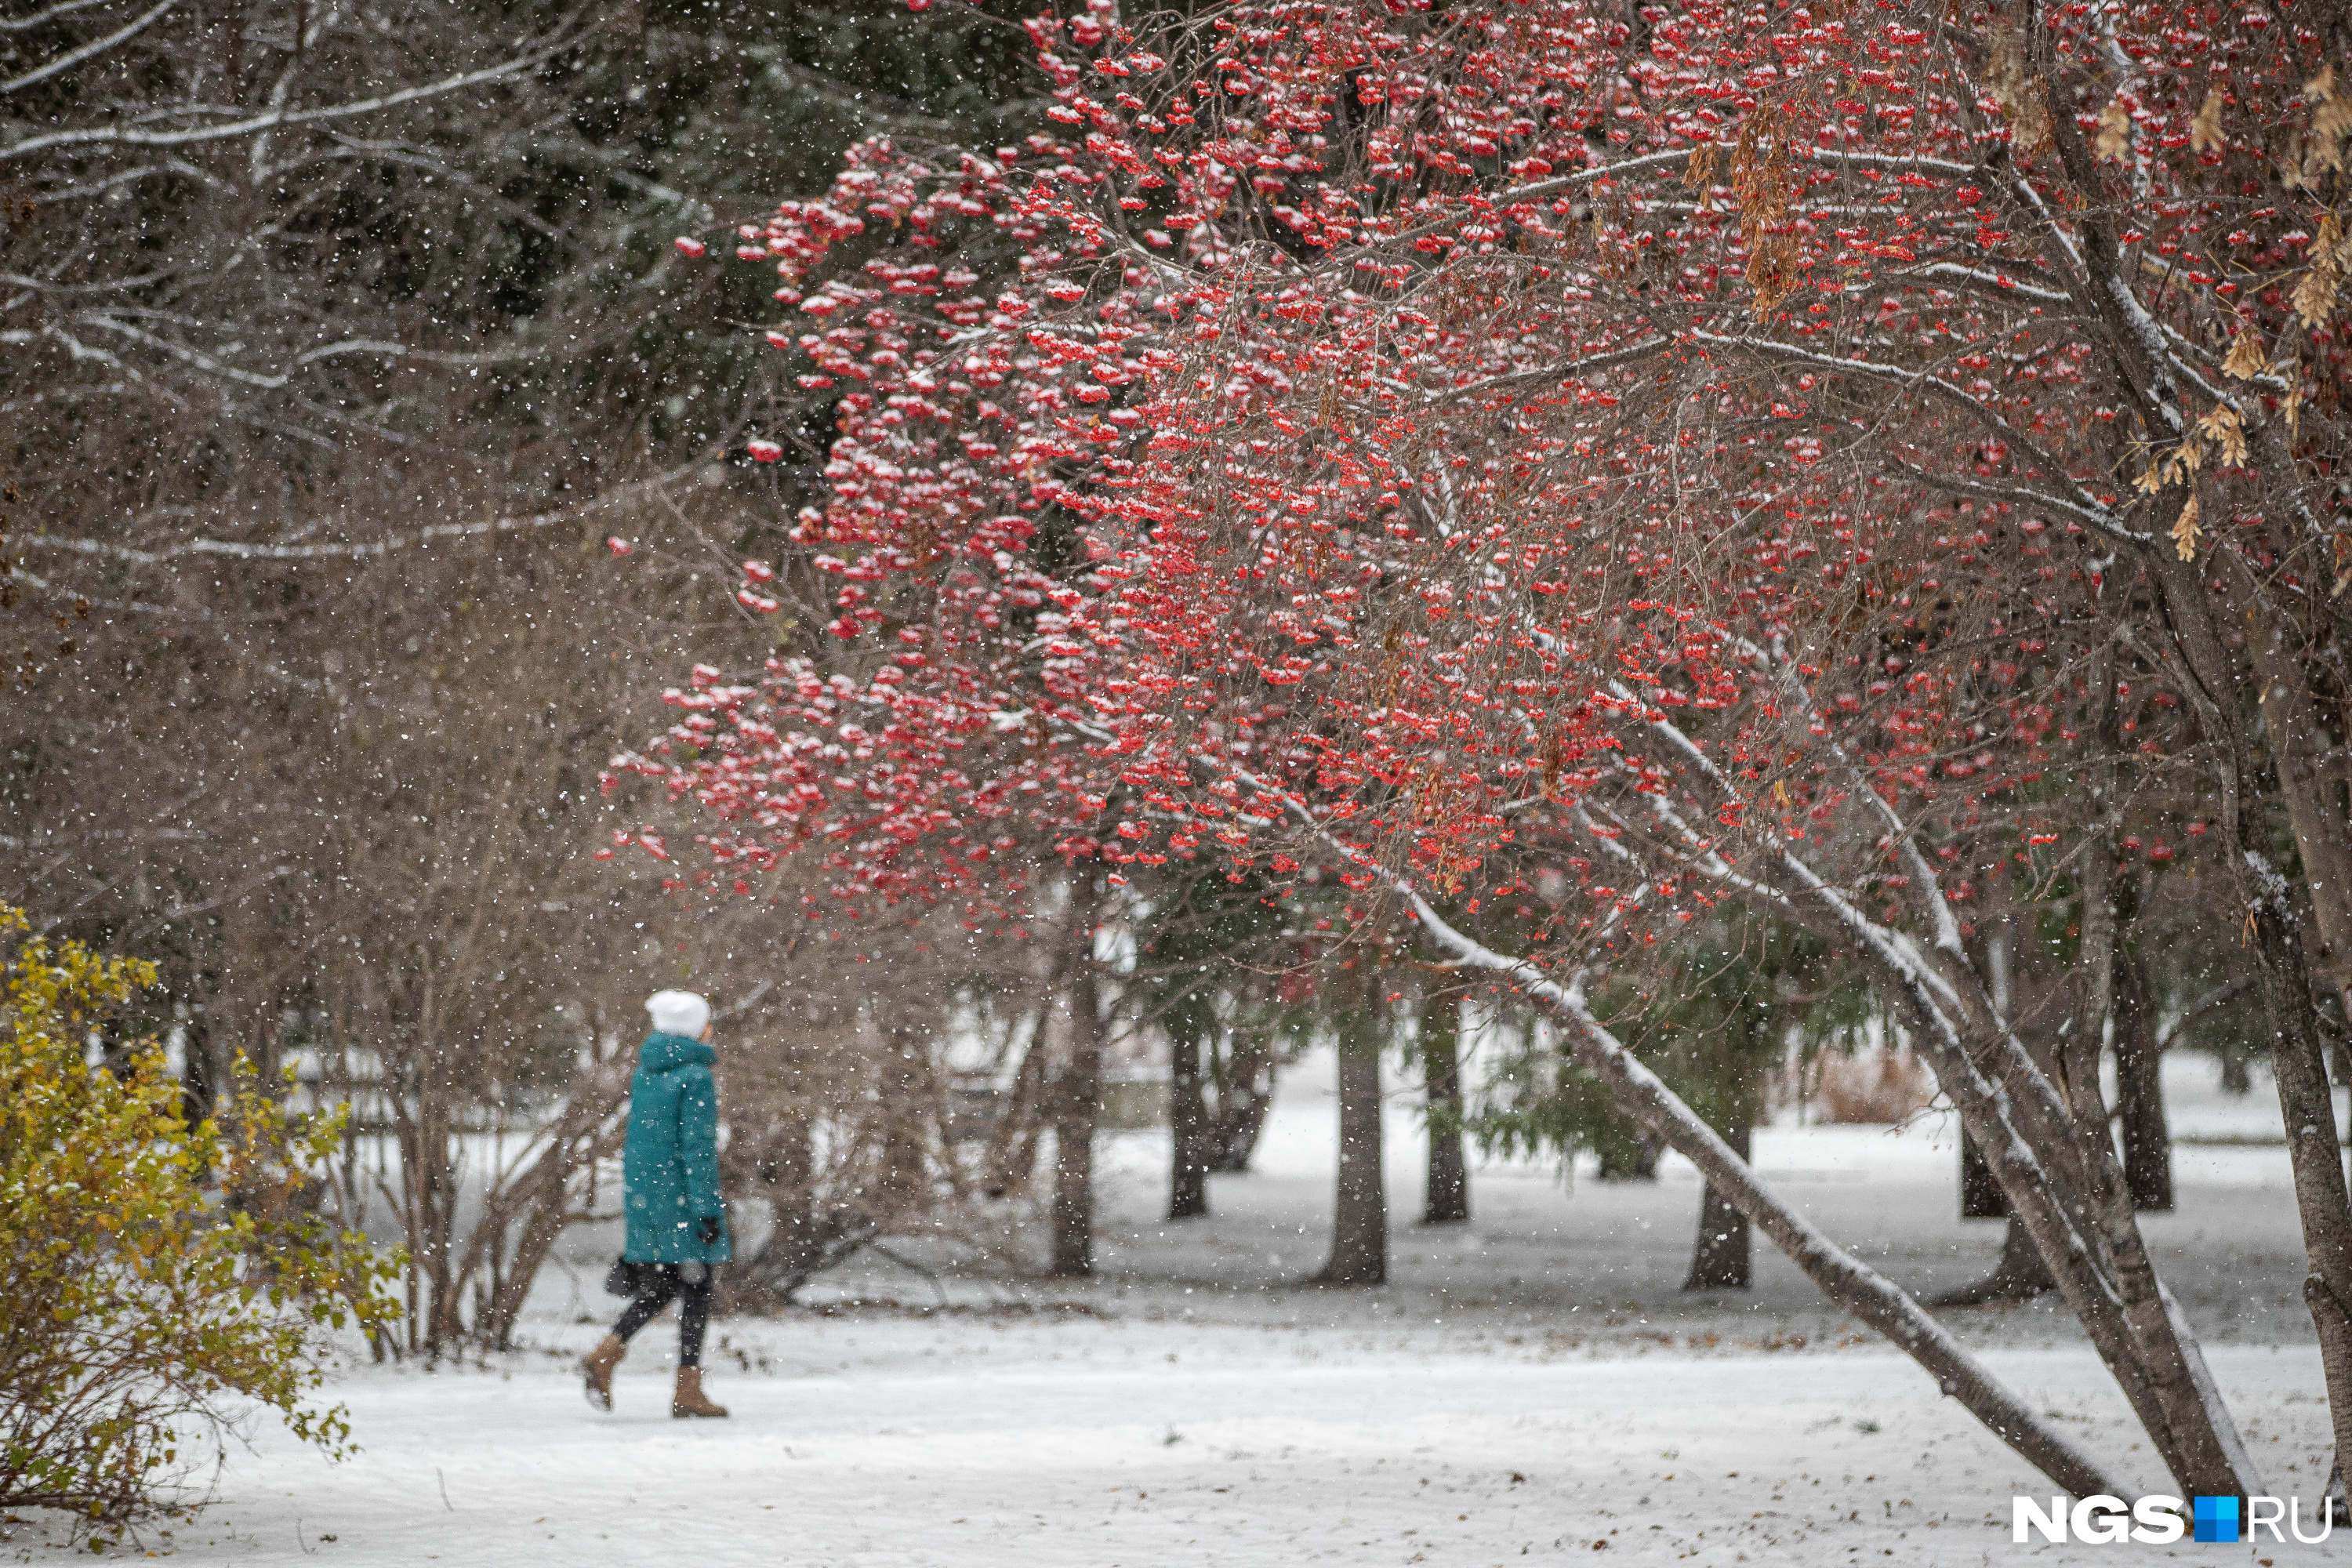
(2192, 1495), (2240, 1544)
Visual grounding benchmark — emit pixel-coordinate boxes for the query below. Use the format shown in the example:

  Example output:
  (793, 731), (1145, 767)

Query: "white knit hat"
(645, 989), (711, 1038)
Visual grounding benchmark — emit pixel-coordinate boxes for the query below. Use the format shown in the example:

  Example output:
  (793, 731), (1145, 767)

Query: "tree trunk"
(1595, 1130), (1663, 1181)
(1932, 1214), (2056, 1306)
(1168, 1023), (1210, 1220)
(2246, 615), (2352, 1018)
(1959, 1128), (2007, 1218)
(1682, 1123), (1751, 1290)
(984, 1024), (1051, 1200)
(1316, 1006), (1386, 1284)
(877, 1021), (931, 1221)
(178, 1013), (216, 1127)
(1050, 963), (1105, 1278)
(1207, 1030), (1275, 1171)
(2114, 947), (2173, 1213)
(2145, 541), (2352, 1481)
(2220, 1045), (2253, 1095)
(1421, 992), (1469, 1225)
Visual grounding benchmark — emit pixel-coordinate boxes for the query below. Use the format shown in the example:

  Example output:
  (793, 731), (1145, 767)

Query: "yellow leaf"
(2190, 90), (2227, 155)
(2135, 462), (2167, 495)
(2172, 491), (2203, 561)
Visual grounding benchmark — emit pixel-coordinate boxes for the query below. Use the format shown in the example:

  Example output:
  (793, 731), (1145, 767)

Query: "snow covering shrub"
(0, 908), (397, 1529)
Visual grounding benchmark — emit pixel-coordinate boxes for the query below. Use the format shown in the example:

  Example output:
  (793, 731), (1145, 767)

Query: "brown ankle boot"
(580, 1334), (626, 1411)
(671, 1366), (728, 1419)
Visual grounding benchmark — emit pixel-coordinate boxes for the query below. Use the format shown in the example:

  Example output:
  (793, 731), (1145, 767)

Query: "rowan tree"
(648, 0), (2352, 1500)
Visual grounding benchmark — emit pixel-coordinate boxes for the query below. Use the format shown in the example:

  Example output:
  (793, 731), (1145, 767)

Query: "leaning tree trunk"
(1051, 963), (1106, 1278)
(1420, 991), (1469, 1225)
(1682, 1123), (1752, 1291)
(1647, 677), (2254, 1493)
(1389, 884), (2125, 1497)
(1317, 1000), (1387, 1285)
(1238, 753), (2198, 1497)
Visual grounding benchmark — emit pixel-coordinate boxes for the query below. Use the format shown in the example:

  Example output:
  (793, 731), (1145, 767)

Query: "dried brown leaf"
(2292, 260), (2341, 328)
(1989, 33), (2053, 154)
(2190, 90), (2227, 155)
(2094, 98), (2132, 163)
(2220, 328), (2268, 379)
(1683, 141), (1719, 191)
(2172, 491), (2203, 561)
(2198, 405), (2248, 469)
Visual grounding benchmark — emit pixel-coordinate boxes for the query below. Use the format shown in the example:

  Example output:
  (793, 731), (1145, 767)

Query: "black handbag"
(601, 1258), (651, 1298)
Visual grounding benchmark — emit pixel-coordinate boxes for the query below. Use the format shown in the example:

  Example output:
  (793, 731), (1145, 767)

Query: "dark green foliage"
(1465, 916), (1861, 1176)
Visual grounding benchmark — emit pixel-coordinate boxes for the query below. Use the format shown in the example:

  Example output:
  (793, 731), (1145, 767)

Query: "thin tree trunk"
(2220, 1046), (2253, 1094)
(1316, 1004), (1386, 1284)
(1421, 992), (1469, 1225)
(1168, 1022), (1210, 1219)
(1682, 1123), (1751, 1290)
(179, 1014), (216, 1127)
(984, 1022), (1051, 1199)
(873, 1017), (932, 1227)
(1051, 963), (1105, 1278)
(2114, 947), (2172, 1213)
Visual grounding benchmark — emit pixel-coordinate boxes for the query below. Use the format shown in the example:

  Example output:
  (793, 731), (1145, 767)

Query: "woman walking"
(580, 989), (732, 1418)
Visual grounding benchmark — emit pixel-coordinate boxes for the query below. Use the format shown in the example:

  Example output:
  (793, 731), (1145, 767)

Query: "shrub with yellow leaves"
(0, 906), (398, 1530)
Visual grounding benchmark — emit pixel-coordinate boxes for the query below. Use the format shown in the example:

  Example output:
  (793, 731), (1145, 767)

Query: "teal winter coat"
(621, 1032), (732, 1264)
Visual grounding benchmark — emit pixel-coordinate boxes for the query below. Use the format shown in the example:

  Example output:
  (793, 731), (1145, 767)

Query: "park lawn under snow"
(13, 1053), (2337, 1566)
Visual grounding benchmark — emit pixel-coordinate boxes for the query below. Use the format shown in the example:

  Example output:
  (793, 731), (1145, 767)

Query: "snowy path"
(93, 1334), (2332, 1566)
(13, 1051), (2335, 1563)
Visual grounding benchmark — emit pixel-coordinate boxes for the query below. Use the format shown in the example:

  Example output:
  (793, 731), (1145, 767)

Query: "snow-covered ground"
(14, 1053), (2338, 1564)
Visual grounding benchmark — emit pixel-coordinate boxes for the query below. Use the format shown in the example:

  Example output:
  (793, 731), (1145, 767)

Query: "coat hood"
(638, 1031), (716, 1074)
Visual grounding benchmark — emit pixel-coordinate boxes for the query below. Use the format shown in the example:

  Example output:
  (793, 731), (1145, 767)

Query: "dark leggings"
(612, 1264), (714, 1368)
